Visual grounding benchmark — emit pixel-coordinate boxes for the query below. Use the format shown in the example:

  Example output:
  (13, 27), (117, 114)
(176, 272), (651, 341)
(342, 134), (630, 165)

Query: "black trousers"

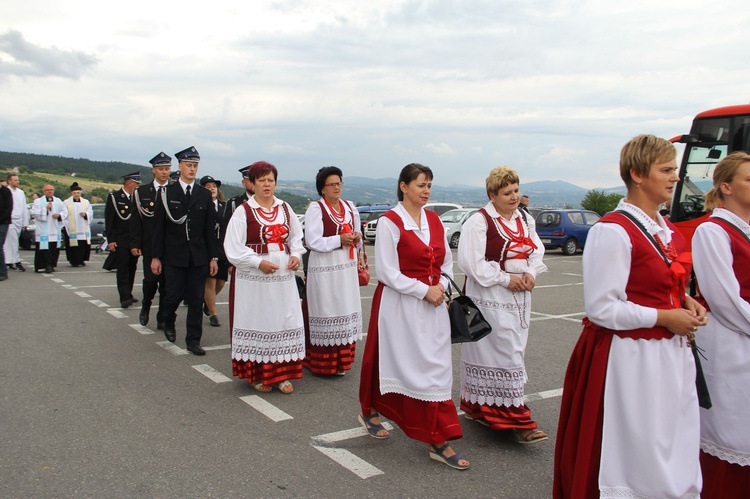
(34, 242), (59, 271)
(114, 247), (139, 302)
(163, 264), (208, 346)
(141, 255), (167, 322)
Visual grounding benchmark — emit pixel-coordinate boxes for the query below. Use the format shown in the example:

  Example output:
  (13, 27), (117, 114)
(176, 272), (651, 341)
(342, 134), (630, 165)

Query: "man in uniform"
(4, 173), (30, 271)
(30, 184), (66, 273)
(62, 182), (93, 267)
(151, 146), (218, 356)
(131, 152), (172, 328)
(223, 165), (254, 227)
(105, 172), (141, 308)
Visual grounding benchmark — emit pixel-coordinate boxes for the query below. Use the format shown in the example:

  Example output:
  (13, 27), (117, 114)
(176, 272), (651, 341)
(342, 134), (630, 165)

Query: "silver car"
(441, 208), (478, 248)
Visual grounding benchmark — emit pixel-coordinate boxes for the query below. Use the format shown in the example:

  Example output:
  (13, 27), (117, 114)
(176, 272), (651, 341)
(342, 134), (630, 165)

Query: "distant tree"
(581, 189), (623, 215)
(276, 190), (312, 213)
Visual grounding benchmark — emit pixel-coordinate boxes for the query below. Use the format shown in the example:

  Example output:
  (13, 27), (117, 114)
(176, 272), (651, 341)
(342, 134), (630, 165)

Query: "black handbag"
(441, 273), (492, 343)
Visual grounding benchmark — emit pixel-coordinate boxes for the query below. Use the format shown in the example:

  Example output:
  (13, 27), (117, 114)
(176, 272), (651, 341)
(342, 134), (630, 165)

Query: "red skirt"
(460, 399), (537, 431)
(232, 358), (303, 385)
(700, 450), (750, 499)
(302, 297), (356, 375)
(358, 283), (463, 445)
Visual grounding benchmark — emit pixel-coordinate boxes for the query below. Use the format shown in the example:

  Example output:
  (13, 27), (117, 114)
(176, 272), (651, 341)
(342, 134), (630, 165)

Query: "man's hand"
(151, 257), (162, 276)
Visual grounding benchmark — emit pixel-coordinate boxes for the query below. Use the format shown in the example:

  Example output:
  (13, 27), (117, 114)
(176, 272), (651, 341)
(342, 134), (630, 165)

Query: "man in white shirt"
(4, 173), (30, 272)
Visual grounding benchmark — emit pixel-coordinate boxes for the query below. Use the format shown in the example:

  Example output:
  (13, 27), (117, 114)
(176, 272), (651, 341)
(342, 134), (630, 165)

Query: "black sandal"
(429, 443), (470, 470)
(358, 413), (390, 439)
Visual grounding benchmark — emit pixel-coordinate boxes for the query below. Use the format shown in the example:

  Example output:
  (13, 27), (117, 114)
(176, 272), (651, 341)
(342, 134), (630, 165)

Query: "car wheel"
(562, 238), (578, 255)
(450, 232), (460, 248)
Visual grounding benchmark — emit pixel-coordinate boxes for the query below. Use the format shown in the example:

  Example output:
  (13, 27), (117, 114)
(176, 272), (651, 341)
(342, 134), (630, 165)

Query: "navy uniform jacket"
(223, 192), (249, 228)
(152, 182), (218, 267)
(104, 189), (134, 248)
(130, 183), (165, 258)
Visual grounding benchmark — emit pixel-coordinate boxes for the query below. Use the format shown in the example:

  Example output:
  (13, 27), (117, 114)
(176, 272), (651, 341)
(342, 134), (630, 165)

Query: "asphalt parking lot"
(0, 246), (586, 498)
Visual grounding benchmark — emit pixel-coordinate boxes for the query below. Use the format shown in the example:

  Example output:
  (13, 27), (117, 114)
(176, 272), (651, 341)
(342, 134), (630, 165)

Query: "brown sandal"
(252, 382), (273, 393)
(277, 380), (294, 394)
(514, 428), (548, 444)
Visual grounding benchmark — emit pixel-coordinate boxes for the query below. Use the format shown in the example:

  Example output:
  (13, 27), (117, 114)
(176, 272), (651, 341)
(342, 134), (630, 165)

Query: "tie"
(185, 185), (191, 201)
(157, 186), (163, 198)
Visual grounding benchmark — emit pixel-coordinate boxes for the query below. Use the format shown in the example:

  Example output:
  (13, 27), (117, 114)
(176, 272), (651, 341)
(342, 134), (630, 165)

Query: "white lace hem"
(701, 439), (750, 466)
(232, 327), (306, 363)
(379, 378), (451, 402)
(308, 311), (363, 346)
(460, 363), (527, 407)
(600, 486), (699, 499)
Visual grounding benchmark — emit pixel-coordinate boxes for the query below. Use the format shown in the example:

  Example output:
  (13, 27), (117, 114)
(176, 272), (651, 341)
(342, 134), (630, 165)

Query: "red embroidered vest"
(242, 202), (292, 254)
(595, 212), (688, 340)
(317, 200), (354, 237)
(705, 218), (750, 305)
(382, 209), (446, 286)
(478, 208), (534, 270)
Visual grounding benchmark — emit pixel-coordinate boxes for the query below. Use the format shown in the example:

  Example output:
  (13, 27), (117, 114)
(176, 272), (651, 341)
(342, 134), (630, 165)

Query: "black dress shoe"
(7, 264), (16, 270)
(156, 321), (165, 331)
(187, 344), (206, 356)
(163, 326), (176, 343)
(130, 297), (139, 304)
(121, 299), (133, 309)
(209, 315), (220, 327)
(16, 263), (25, 272)
(139, 306), (150, 326)
(45, 266), (54, 273)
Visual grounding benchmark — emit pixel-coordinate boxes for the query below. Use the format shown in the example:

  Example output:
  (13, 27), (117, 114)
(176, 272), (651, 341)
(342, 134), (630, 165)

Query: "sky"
(1, 0), (749, 189)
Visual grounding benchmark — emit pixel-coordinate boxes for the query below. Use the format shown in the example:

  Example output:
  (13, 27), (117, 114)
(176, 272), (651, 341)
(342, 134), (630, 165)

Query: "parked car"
(357, 205), (394, 242)
(424, 202), (462, 216)
(534, 209), (601, 255)
(441, 208), (478, 248)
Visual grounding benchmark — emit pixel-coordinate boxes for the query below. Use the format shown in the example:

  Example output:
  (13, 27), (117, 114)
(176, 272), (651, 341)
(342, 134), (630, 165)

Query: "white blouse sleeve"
(582, 222), (658, 330)
(457, 213), (511, 288)
(525, 215), (547, 279)
(304, 202), (341, 253)
(374, 216), (430, 300)
(223, 208), (263, 270)
(285, 203), (305, 260)
(693, 222), (750, 336)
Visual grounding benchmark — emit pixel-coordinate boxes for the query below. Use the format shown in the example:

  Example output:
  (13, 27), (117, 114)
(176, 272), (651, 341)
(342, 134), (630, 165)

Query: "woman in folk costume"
(553, 134), (708, 499)
(358, 163), (469, 471)
(62, 182), (93, 267)
(692, 151), (750, 498)
(457, 166), (548, 443)
(224, 161), (305, 394)
(303, 166), (363, 376)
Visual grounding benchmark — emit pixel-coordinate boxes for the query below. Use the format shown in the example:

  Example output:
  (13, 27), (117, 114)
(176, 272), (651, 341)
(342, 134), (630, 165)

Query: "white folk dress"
(304, 200), (363, 348)
(693, 208), (750, 467)
(584, 200), (700, 499)
(224, 196), (306, 366)
(457, 204), (547, 416)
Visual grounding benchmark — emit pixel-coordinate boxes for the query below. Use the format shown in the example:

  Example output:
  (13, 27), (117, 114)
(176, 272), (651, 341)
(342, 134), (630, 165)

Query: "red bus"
(669, 104), (750, 242)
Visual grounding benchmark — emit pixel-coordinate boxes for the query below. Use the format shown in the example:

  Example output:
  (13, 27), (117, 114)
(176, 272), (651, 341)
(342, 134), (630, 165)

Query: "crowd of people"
(1, 136), (747, 494)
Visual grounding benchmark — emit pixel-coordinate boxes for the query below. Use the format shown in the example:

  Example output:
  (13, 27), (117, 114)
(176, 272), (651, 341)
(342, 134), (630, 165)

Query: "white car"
(441, 208), (478, 248)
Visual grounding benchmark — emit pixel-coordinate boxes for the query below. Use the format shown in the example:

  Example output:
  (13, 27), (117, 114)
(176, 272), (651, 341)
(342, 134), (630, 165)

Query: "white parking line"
(313, 422), (395, 444)
(535, 282), (583, 289)
(89, 299), (109, 307)
(203, 344), (231, 351)
(129, 324), (155, 335)
(192, 364), (232, 383)
(156, 341), (189, 356)
(75, 284), (117, 288)
(107, 309), (128, 319)
(239, 395), (293, 422)
(50, 278), (64, 283)
(312, 446), (385, 479)
(524, 388), (564, 402)
(62, 284), (77, 289)
(530, 311), (585, 323)
(76, 291), (93, 298)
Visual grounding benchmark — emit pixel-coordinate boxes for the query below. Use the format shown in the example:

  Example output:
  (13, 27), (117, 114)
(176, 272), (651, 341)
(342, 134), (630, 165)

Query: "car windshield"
(440, 210), (468, 223)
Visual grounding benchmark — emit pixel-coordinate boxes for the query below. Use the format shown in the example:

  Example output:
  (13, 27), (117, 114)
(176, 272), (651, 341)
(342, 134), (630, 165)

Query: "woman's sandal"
(357, 413), (390, 439)
(514, 428), (548, 444)
(252, 382), (273, 393)
(277, 380), (294, 394)
(429, 443), (470, 470)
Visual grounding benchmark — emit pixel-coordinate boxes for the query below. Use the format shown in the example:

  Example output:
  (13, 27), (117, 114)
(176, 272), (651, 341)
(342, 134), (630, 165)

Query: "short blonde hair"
(486, 166), (520, 198)
(619, 134), (676, 189)
(705, 151), (750, 210)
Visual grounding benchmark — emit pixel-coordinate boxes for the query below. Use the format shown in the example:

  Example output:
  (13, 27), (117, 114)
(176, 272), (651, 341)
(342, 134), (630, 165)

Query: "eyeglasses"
(324, 182), (343, 188)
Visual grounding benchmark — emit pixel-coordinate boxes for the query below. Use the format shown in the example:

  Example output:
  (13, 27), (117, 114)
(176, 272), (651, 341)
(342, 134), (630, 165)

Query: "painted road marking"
(129, 324), (155, 335)
(192, 364), (232, 383)
(50, 278), (64, 283)
(156, 341), (189, 356)
(76, 291), (93, 298)
(75, 284), (118, 288)
(525, 388), (564, 402)
(239, 395), (293, 422)
(107, 309), (128, 318)
(62, 284), (77, 289)
(530, 311), (585, 323)
(89, 300), (109, 307)
(312, 446), (385, 479)
(535, 282), (583, 289)
(203, 344), (231, 351)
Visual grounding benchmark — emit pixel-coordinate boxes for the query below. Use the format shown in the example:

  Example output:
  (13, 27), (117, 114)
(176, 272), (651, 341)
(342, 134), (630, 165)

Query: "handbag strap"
(441, 272), (464, 298)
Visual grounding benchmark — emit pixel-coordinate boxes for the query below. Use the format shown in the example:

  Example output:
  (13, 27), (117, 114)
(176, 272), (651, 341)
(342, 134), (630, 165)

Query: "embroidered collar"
(712, 208), (750, 237)
(248, 195), (282, 210)
(394, 203), (429, 232)
(618, 199), (672, 244)
(483, 202), (521, 224)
